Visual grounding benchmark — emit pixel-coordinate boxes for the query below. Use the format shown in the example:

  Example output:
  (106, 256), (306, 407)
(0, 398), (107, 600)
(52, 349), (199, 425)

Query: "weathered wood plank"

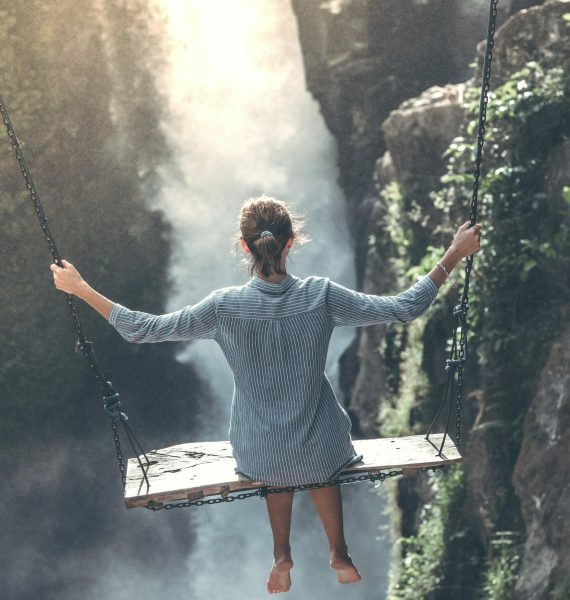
(124, 433), (461, 508)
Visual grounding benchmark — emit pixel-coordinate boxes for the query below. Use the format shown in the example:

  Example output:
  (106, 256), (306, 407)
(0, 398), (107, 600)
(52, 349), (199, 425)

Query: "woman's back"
(215, 273), (350, 487)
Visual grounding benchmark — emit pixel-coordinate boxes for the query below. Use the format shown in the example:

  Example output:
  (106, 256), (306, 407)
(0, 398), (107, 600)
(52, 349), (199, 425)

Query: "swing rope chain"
(0, 94), (151, 489)
(145, 469), (413, 511)
(426, 0), (498, 456)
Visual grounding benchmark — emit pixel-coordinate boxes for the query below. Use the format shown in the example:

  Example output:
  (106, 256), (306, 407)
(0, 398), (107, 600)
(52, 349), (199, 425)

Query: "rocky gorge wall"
(292, 1), (570, 598)
(292, 0), (543, 282)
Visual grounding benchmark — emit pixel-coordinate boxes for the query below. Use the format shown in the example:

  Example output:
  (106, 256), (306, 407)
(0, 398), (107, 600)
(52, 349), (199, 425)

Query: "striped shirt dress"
(108, 272), (439, 486)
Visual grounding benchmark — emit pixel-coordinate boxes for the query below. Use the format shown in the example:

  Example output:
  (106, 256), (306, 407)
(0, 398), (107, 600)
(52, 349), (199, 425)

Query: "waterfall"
(154, 0), (356, 409)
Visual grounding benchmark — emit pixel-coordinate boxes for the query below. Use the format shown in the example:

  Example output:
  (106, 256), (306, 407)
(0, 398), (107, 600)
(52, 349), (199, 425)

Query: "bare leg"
(308, 486), (361, 584)
(265, 490), (294, 594)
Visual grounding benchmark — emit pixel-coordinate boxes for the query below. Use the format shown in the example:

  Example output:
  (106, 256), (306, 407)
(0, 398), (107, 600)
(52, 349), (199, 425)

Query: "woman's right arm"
(50, 259), (218, 342)
(50, 259), (115, 320)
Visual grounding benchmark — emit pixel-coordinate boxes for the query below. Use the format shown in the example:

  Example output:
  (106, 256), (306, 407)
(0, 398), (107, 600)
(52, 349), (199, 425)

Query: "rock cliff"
(292, 0), (543, 280)
(293, 1), (570, 597)
(513, 325), (570, 599)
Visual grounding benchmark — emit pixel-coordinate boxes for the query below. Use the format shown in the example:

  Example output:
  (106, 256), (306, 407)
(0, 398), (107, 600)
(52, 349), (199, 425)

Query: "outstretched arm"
(50, 259), (218, 343)
(50, 259), (114, 320)
(326, 220), (482, 327)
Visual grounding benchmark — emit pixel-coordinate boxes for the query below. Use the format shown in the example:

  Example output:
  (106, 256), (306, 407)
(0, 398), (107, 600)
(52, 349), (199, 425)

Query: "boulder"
(380, 83), (466, 191)
(474, 0), (570, 87)
(291, 0), (527, 209)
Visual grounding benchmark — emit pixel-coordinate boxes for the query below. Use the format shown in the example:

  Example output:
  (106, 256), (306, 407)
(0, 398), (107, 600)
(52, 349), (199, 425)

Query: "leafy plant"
(390, 466), (469, 599)
(482, 531), (521, 600)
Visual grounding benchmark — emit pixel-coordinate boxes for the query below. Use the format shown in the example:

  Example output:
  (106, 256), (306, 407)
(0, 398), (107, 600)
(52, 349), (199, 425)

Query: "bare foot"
(330, 548), (361, 584)
(267, 556), (293, 594)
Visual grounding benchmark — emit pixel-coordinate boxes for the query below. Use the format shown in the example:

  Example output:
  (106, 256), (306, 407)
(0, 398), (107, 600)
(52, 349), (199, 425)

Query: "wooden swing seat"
(124, 433), (461, 509)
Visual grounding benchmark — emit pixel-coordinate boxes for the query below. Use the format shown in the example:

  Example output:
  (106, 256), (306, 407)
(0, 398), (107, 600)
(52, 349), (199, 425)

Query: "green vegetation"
(0, 1), (203, 449)
(390, 466), (475, 599)
(379, 318), (427, 437)
(379, 55), (570, 599)
(482, 532), (521, 600)
(451, 61), (570, 430)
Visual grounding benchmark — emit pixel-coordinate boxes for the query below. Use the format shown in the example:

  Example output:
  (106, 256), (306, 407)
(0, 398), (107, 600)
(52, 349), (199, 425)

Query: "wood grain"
(124, 433), (461, 508)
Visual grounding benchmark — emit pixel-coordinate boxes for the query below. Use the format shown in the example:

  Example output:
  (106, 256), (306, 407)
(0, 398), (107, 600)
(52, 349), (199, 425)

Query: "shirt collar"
(248, 272), (296, 296)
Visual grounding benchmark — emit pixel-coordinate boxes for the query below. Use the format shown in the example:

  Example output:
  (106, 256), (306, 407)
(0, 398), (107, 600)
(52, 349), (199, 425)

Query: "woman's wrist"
(440, 244), (462, 272)
(75, 279), (91, 299)
(427, 244), (463, 289)
(75, 281), (115, 321)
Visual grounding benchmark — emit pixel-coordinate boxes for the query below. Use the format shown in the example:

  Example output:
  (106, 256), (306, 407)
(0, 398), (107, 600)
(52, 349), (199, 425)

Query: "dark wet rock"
(340, 201), (398, 436)
(465, 419), (523, 546)
(512, 326), (570, 598)
(293, 2), (570, 594)
(291, 0), (544, 220)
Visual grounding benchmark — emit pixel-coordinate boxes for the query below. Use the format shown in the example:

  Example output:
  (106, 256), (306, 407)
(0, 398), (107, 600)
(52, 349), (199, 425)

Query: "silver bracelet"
(436, 262), (450, 277)
(436, 262), (460, 290)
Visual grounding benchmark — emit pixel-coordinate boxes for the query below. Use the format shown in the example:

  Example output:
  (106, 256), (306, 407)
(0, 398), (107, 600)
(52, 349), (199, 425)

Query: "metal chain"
(0, 94), (146, 485)
(427, 0), (498, 455)
(454, 0), (498, 450)
(146, 488), (266, 510)
(111, 420), (127, 487)
(145, 469), (406, 511)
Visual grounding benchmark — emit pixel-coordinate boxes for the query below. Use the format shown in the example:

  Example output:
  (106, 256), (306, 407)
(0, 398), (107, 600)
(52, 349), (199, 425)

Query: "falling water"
(153, 0), (357, 397)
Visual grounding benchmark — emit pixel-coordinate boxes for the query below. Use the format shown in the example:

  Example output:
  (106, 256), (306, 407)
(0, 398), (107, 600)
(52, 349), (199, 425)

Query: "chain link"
(145, 469), (408, 511)
(112, 420), (127, 487)
(427, 0), (498, 455)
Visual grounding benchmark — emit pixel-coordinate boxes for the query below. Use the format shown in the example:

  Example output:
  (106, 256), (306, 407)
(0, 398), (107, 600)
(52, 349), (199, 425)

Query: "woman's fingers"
(467, 225), (481, 251)
(50, 262), (64, 290)
(452, 221), (484, 258)
(472, 224), (482, 244)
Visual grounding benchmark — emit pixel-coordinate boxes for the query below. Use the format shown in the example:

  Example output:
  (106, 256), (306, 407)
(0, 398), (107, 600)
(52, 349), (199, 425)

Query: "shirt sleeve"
(326, 274), (439, 327)
(107, 292), (218, 343)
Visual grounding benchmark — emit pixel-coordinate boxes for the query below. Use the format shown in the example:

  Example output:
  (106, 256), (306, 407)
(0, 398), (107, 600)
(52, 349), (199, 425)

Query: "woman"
(50, 195), (481, 594)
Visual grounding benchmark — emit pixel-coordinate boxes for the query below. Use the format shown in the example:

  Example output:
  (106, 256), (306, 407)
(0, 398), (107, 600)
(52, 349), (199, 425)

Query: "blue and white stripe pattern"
(108, 273), (439, 486)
